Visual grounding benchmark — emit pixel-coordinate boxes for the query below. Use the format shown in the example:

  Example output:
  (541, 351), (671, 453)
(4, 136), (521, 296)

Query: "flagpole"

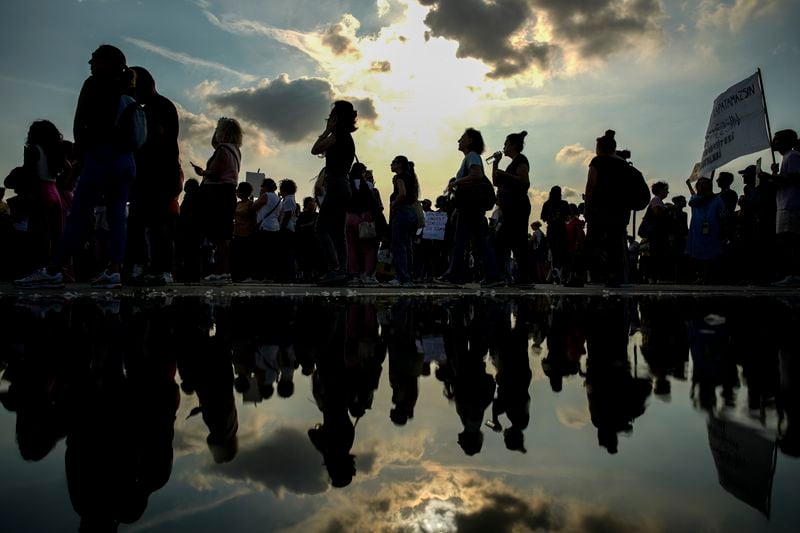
(757, 68), (777, 167)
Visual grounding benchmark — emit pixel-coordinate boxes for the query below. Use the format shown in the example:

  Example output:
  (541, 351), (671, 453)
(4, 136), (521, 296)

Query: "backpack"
(114, 94), (147, 151)
(626, 164), (650, 211)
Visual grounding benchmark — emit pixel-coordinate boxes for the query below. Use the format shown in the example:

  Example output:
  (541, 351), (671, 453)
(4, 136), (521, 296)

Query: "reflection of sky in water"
(0, 295), (799, 532)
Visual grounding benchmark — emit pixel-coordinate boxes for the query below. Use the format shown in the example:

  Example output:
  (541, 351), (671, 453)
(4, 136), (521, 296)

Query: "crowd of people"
(2, 44), (799, 289)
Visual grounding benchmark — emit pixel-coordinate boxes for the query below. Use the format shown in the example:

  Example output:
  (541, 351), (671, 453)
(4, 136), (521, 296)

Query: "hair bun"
(520, 130), (528, 138)
(605, 129), (616, 139)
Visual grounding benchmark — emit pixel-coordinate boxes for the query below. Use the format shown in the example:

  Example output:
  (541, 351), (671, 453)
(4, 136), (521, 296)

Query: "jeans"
(391, 206), (417, 283)
(55, 147), (135, 267)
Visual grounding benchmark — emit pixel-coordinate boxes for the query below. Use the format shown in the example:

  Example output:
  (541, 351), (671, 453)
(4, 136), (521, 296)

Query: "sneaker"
(15, 268), (65, 289)
(347, 277), (363, 287)
(91, 270), (122, 289)
(317, 271), (349, 286)
(388, 278), (413, 287)
(480, 279), (505, 289)
(772, 275), (800, 287)
(361, 275), (380, 285)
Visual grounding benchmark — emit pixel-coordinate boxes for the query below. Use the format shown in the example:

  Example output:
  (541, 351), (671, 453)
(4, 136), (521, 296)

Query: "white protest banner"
(422, 211), (447, 240)
(245, 170), (265, 198)
(699, 72), (770, 177)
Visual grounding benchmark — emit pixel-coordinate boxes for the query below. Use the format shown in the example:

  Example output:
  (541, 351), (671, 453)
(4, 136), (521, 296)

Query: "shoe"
(91, 270), (122, 289)
(347, 277), (363, 287)
(15, 268), (65, 289)
(434, 275), (460, 285)
(317, 271), (349, 286)
(145, 272), (174, 286)
(203, 273), (231, 283)
(481, 279), (505, 288)
(772, 275), (800, 287)
(361, 275), (380, 285)
(388, 278), (414, 287)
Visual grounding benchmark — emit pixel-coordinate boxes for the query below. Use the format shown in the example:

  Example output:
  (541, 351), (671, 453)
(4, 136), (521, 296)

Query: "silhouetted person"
(388, 299), (423, 423)
(311, 100), (357, 285)
(584, 298), (652, 454)
(126, 66), (181, 285)
(542, 297), (586, 392)
(487, 301), (532, 453)
(176, 301), (239, 463)
(491, 131), (532, 285)
(191, 118), (243, 282)
(389, 156), (420, 286)
(308, 302), (357, 487)
(584, 130), (632, 287)
(540, 186), (569, 284)
(16, 45), (137, 289)
(439, 128), (503, 286)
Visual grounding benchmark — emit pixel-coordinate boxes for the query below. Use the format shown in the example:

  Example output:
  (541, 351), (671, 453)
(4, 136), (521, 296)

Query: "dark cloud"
(416, 0), (664, 78)
(454, 491), (647, 533)
(370, 60), (392, 73)
(351, 97), (378, 125)
(207, 426), (328, 495)
(417, 0), (556, 78)
(531, 0), (665, 59)
(322, 21), (359, 56)
(454, 491), (564, 533)
(209, 75), (378, 143)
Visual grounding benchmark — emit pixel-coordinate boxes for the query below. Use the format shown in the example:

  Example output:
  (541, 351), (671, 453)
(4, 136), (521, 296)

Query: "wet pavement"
(0, 291), (799, 532)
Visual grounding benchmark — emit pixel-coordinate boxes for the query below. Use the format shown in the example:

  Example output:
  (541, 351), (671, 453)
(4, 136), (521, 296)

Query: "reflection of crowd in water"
(0, 295), (799, 529)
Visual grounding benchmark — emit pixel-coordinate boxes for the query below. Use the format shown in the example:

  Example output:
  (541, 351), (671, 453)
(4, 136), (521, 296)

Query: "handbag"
(412, 201), (426, 228)
(358, 220), (377, 239)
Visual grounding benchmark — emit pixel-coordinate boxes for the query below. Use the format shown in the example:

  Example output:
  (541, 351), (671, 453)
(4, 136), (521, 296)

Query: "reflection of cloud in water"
(208, 426), (328, 496)
(285, 468), (659, 533)
(556, 405), (590, 429)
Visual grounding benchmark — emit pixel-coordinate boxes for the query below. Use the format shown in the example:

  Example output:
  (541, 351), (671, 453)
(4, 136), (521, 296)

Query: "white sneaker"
(362, 275), (379, 285)
(91, 270), (122, 289)
(161, 272), (174, 284)
(15, 268), (65, 289)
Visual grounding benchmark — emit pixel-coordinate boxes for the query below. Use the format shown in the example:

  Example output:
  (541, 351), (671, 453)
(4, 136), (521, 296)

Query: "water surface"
(0, 294), (798, 532)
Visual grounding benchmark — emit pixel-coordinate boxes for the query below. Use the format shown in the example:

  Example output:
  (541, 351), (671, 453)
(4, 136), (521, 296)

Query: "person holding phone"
(192, 117), (243, 282)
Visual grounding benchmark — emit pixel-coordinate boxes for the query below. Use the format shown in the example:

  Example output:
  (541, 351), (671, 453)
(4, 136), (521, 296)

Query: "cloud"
(321, 14), (362, 57)
(288, 467), (661, 533)
(696, 0), (788, 32)
(207, 75), (378, 143)
(122, 37), (256, 82)
(555, 143), (595, 167)
(369, 60), (392, 72)
(209, 75), (334, 143)
(531, 0), (667, 61)
(416, 0), (666, 78)
(207, 426), (329, 496)
(176, 103), (274, 173)
(418, 0), (557, 79)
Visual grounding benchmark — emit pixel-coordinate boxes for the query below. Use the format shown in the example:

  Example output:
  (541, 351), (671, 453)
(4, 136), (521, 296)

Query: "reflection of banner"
(699, 73), (770, 177)
(707, 416), (777, 517)
(422, 212), (447, 240)
(245, 171), (265, 197)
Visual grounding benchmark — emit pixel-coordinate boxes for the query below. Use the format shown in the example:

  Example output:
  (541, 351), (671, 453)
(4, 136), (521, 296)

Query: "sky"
(1, 0), (799, 214)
